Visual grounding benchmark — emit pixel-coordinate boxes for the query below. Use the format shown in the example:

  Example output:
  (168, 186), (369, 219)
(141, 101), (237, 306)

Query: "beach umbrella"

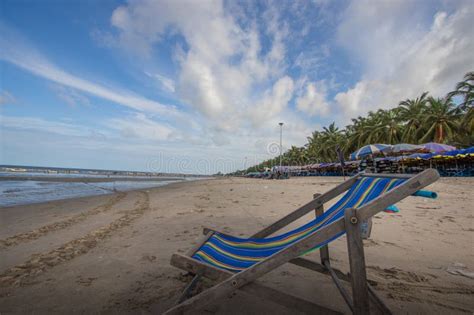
(421, 142), (456, 153)
(462, 146), (474, 155)
(407, 152), (432, 159)
(384, 143), (425, 154)
(350, 144), (391, 160)
(443, 149), (463, 157)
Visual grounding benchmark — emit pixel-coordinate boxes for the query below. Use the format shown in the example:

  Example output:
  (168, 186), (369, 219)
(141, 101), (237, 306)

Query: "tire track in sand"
(0, 191), (149, 291)
(0, 192), (127, 248)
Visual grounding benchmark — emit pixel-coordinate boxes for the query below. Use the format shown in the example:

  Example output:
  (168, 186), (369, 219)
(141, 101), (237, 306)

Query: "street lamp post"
(279, 122), (284, 169)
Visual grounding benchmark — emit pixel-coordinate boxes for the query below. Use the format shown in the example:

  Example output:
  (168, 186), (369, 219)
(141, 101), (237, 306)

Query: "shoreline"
(0, 175), (191, 182)
(0, 178), (193, 210)
(0, 176), (473, 313)
(0, 177), (213, 208)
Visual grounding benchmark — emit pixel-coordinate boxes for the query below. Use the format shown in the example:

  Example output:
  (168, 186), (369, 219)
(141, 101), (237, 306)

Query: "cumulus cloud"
(334, 0), (474, 119)
(248, 76), (295, 126)
(296, 81), (330, 116)
(5, 0), (472, 173)
(108, 0), (297, 131)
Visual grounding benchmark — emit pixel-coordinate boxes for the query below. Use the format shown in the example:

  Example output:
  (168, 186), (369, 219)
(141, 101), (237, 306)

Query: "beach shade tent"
(383, 143), (425, 154)
(305, 163), (321, 170)
(406, 152), (432, 160)
(350, 144), (391, 160)
(463, 146), (474, 155)
(442, 149), (464, 157)
(442, 147), (474, 157)
(166, 169), (440, 315)
(422, 142), (456, 153)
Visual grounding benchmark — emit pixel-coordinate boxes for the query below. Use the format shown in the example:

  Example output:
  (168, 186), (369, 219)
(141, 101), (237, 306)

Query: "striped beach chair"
(167, 169), (439, 314)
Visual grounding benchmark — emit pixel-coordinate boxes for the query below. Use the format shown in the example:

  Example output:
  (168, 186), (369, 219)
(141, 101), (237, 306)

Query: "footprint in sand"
(363, 239), (379, 247)
(76, 276), (98, 286)
(368, 266), (436, 283)
(140, 254), (157, 263)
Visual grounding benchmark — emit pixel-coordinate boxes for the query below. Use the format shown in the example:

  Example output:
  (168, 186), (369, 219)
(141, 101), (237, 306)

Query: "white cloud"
(0, 90), (16, 105)
(0, 23), (181, 118)
(334, 0), (474, 119)
(293, 44), (330, 73)
(108, 0), (296, 130)
(96, 0), (322, 162)
(248, 76), (295, 126)
(0, 115), (93, 137)
(296, 81), (330, 116)
(105, 113), (175, 141)
(50, 84), (91, 107)
(144, 71), (175, 93)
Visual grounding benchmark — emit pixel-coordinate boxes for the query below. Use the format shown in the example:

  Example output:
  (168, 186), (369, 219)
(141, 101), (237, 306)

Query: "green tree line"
(235, 71), (473, 174)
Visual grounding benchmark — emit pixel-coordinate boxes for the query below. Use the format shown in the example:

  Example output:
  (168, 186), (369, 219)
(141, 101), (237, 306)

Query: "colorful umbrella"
(407, 152), (433, 159)
(443, 149), (463, 157)
(422, 142), (456, 153)
(350, 144), (391, 160)
(462, 146), (474, 154)
(384, 143), (425, 153)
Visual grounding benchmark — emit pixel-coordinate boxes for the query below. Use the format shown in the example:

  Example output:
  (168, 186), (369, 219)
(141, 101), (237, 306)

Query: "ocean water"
(0, 171), (183, 180)
(0, 179), (184, 207)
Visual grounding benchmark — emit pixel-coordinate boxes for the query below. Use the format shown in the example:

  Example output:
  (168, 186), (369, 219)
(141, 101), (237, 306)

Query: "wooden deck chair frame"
(166, 169), (440, 314)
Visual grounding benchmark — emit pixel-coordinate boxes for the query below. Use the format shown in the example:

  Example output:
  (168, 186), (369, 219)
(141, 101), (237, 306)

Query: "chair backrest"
(208, 176), (407, 250)
(190, 175), (431, 272)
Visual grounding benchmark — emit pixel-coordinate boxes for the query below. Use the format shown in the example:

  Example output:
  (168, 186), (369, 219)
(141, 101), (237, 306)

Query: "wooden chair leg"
(326, 263), (354, 313)
(177, 274), (201, 304)
(314, 193), (330, 265)
(345, 208), (370, 315)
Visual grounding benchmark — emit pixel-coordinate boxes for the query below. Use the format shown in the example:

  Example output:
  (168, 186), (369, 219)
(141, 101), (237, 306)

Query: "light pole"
(279, 122), (284, 169)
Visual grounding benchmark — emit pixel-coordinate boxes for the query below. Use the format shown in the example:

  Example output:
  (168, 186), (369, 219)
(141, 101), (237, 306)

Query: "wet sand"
(0, 177), (473, 314)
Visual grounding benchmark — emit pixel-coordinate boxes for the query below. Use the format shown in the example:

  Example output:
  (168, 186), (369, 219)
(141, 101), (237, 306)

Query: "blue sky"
(1, 0), (473, 174)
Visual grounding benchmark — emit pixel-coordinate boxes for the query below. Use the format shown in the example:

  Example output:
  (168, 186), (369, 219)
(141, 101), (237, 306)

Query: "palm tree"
(238, 72), (472, 173)
(398, 92), (429, 143)
(420, 97), (460, 143)
(448, 71), (474, 110)
(369, 109), (403, 144)
(306, 131), (323, 163)
(318, 122), (344, 162)
(346, 116), (370, 151)
(452, 106), (474, 146)
(286, 146), (307, 165)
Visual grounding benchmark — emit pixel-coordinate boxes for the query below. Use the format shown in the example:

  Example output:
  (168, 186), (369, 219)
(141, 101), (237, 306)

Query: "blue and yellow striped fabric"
(192, 177), (406, 272)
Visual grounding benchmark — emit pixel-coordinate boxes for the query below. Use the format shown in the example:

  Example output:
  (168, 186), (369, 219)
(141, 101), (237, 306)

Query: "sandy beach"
(0, 176), (473, 314)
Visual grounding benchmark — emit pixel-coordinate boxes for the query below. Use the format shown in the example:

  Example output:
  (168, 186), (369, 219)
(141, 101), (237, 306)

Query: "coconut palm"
(452, 106), (474, 146)
(370, 109), (403, 144)
(420, 97), (460, 143)
(398, 92), (429, 143)
(236, 72), (472, 174)
(448, 71), (474, 110)
(306, 131), (323, 163)
(346, 116), (371, 151)
(318, 122), (344, 162)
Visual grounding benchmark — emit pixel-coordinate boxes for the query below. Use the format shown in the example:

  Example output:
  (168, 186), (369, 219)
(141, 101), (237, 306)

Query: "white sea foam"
(0, 179), (182, 207)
